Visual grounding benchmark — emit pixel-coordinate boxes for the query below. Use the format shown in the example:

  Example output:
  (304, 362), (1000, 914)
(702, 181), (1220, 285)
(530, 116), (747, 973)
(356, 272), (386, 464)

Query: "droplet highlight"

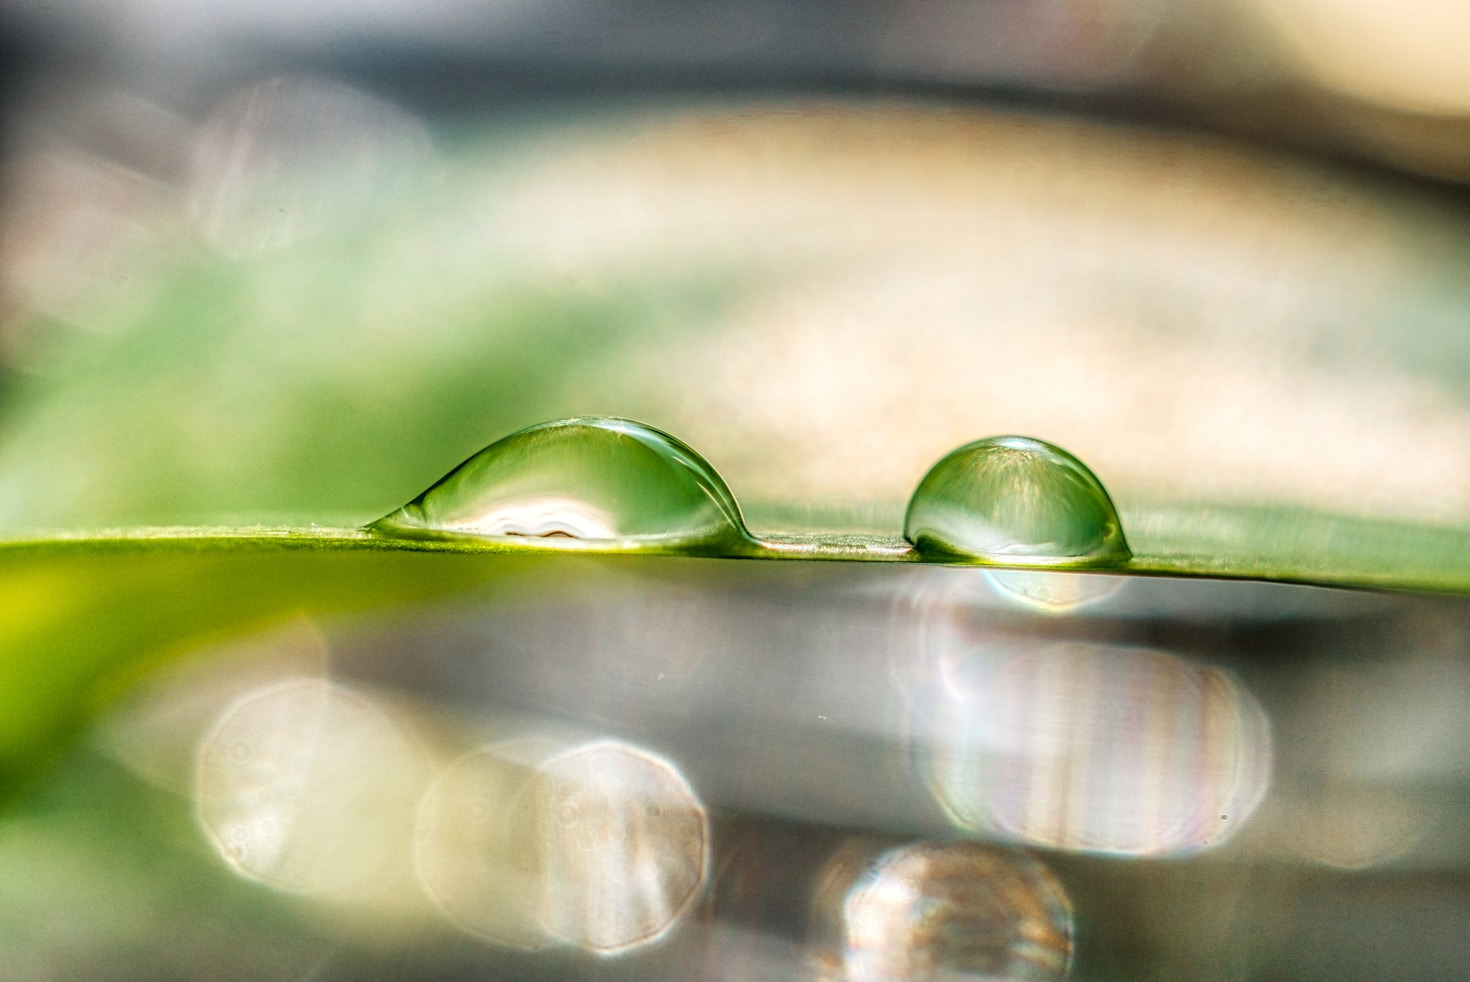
(194, 678), (430, 898)
(833, 840), (1073, 982)
(415, 737), (708, 953)
(918, 640), (1272, 856)
(373, 417), (748, 553)
(904, 435), (1130, 566)
(529, 740), (709, 952)
(985, 568), (1124, 612)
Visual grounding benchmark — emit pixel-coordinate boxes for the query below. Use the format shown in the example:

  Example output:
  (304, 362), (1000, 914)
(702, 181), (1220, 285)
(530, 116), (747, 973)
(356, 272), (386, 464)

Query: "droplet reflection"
(374, 417), (749, 553)
(412, 739), (551, 948)
(904, 435), (1130, 567)
(920, 640), (1271, 855)
(984, 568), (1125, 612)
(194, 678), (429, 898)
(103, 619), (329, 792)
(829, 840), (1072, 982)
(415, 737), (708, 953)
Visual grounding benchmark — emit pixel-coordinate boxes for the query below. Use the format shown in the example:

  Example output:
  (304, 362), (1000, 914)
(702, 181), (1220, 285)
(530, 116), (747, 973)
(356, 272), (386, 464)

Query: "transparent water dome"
(904, 436), (1130, 567)
(373, 417), (749, 553)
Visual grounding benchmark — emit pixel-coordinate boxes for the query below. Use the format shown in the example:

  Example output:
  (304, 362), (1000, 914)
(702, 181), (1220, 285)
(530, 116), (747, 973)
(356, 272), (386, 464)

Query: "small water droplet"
(904, 436), (1130, 567)
(372, 417), (749, 553)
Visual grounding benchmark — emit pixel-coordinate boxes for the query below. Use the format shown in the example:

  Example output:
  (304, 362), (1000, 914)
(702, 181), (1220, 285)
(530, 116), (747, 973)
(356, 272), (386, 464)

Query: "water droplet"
(904, 436), (1130, 566)
(373, 417), (749, 553)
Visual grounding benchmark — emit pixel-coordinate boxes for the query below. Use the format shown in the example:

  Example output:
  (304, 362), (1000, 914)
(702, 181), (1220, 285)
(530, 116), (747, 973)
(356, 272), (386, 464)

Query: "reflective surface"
(2, 7), (1469, 976)
(834, 840), (1073, 982)
(3, 552), (1465, 978)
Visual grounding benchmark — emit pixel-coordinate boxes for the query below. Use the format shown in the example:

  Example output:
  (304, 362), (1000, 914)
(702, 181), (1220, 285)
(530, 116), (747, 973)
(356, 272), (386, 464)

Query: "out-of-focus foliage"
(3, 104), (1470, 538)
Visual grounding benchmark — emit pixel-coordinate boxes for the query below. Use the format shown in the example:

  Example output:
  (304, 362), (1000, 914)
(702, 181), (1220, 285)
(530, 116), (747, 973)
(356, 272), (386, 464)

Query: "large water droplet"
(904, 436), (1130, 566)
(373, 417), (749, 553)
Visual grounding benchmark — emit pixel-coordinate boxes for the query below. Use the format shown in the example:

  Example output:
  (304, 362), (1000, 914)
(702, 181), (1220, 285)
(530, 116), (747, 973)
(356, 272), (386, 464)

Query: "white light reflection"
(984, 568), (1124, 613)
(194, 678), (430, 899)
(903, 581), (1273, 855)
(190, 76), (432, 254)
(415, 737), (708, 954)
(456, 496), (619, 540)
(930, 640), (1271, 855)
(412, 737), (552, 948)
(826, 840), (1072, 982)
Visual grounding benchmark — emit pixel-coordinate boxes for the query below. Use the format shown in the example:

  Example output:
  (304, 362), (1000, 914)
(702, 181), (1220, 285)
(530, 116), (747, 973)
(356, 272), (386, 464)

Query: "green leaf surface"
(1, 499), (1467, 798)
(0, 535), (514, 796)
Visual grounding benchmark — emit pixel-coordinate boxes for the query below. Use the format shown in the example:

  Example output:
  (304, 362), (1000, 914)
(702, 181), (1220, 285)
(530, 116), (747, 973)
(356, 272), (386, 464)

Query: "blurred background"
(0, 0), (1468, 533)
(1, 2), (1470, 980)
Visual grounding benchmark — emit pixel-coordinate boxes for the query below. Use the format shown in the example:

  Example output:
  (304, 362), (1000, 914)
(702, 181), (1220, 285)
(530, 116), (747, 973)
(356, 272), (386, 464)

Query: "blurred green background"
(1, 1), (1469, 541)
